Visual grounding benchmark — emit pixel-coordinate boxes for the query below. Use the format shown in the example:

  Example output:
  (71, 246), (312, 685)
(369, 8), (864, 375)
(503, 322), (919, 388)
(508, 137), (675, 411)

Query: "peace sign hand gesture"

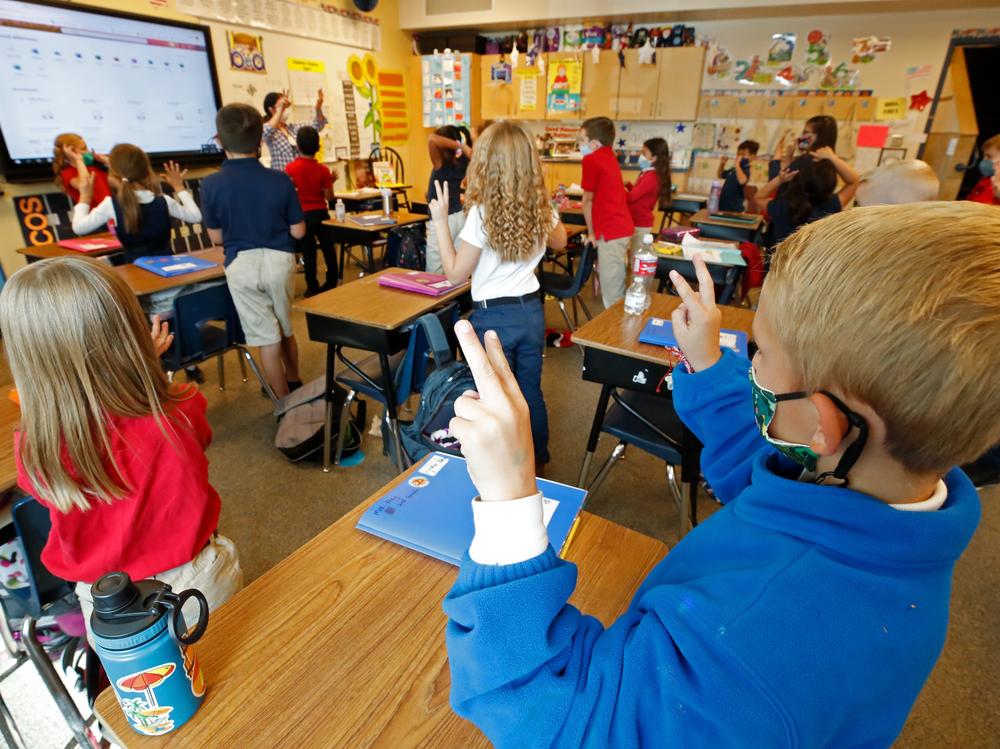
(449, 320), (538, 502)
(668, 254), (724, 372)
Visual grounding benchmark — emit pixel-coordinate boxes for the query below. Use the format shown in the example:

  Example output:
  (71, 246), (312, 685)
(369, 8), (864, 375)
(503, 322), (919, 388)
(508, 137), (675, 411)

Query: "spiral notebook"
(357, 453), (587, 566)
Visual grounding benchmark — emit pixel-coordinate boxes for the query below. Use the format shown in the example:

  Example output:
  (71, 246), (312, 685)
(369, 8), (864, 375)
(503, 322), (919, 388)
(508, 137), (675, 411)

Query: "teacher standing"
(261, 89), (328, 172)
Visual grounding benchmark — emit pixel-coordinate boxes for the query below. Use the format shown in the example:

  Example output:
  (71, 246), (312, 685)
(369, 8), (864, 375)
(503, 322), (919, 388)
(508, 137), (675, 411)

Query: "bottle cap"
(91, 571), (140, 615)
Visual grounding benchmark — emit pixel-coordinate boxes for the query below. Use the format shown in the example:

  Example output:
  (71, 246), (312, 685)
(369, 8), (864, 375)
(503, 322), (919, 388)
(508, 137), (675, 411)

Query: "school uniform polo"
(966, 176), (1000, 205)
(581, 146), (633, 242)
(60, 165), (111, 207)
(767, 193), (841, 247)
(286, 156), (333, 212)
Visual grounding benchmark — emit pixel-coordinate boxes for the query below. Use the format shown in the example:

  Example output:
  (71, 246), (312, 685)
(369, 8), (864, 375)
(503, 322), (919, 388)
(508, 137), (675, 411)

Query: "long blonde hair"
(52, 132), (87, 186)
(0, 258), (187, 513)
(108, 143), (161, 234)
(463, 120), (551, 262)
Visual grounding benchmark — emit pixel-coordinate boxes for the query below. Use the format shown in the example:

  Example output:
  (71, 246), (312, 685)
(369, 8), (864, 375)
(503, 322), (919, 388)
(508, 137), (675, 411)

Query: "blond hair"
(982, 133), (1000, 154)
(0, 258), (190, 513)
(856, 160), (940, 205)
(463, 120), (552, 262)
(107, 143), (161, 234)
(52, 132), (87, 187)
(768, 202), (1000, 473)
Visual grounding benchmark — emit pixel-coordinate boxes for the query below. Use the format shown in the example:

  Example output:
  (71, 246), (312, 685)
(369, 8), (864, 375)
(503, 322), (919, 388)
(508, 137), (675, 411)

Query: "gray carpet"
(199, 264), (997, 748)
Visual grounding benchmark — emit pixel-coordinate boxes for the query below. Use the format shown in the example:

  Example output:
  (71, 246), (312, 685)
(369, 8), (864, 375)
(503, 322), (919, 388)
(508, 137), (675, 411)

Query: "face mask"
(749, 366), (869, 486)
(978, 158), (995, 177)
(579, 141), (594, 156)
(637, 155), (653, 170)
(797, 135), (814, 151)
(82, 151), (95, 166)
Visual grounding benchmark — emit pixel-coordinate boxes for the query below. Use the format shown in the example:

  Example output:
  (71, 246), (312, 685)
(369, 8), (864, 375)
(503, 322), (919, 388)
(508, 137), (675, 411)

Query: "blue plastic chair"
(160, 283), (274, 402)
(541, 241), (596, 335)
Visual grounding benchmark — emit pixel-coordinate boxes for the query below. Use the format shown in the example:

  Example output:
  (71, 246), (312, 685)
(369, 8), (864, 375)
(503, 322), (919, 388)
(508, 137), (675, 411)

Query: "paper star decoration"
(909, 89), (932, 111)
(510, 41), (519, 69)
(675, 123), (686, 133)
(618, 138), (626, 148)
(591, 43), (600, 65)
(638, 38), (656, 65)
(537, 54), (545, 76)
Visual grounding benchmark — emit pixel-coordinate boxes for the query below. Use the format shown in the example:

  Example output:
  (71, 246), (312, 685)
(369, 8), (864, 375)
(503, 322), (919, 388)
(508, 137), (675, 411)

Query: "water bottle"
(90, 571), (209, 737)
(624, 233), (657, 316)
(334, 198), (346, 223)
(707, 179), (723, 214)
(380, 187), (392, 217)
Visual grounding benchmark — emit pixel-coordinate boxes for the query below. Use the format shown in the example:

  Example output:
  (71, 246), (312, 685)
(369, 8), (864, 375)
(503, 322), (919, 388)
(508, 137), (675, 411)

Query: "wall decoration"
(909, 90), (932, 111)
(735, 56), (772, 85)
(546, 58), (582, 114)
(819, 63), (858, 90)
(376, 70), (408, 145)
(226, 31), (266, 73)
(707, 45), (733, 79)
(767, 33), (796, 67)
(691, 122), (716, 150)
(879, 147), (907, 164)
(805, 29), (830, 65)
(519, 75), (538, 111)
(775, 64), (811, 87)
(545, 27), (561, 52)
(562, 29), (583, 48)
(341, 80), (361, 158)
(852, 36), (891, 64)
(857, 124), (890, 148)
(348, 53), (381, 143)
(421, 53), (472, 127)
(637, 38), (656, 65)
(875, 97), (907, 120)
(490, 60), (512, 84)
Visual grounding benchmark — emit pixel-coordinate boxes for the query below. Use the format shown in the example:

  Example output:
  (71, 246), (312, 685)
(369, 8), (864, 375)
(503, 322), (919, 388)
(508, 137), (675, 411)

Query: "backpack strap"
(394, 309), (457, 406)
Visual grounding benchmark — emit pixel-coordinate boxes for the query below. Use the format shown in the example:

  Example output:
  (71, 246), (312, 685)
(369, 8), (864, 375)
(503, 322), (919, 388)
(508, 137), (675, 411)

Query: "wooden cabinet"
(616, 49), (661, 120)
(654, 47), (706, 121)
(479, 54), (516, 119)
(580, 51), (619, 120)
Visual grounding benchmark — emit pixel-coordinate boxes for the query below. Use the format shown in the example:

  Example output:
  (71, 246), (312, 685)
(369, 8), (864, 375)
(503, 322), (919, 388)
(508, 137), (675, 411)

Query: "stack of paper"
(680, 233), (747, 266)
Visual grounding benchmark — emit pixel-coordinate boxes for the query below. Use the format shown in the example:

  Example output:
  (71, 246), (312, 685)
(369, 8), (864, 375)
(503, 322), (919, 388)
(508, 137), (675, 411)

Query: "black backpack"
(274, 379), (366, 463)
(385, 224), (427, 270)
(383, 312), (475, 465)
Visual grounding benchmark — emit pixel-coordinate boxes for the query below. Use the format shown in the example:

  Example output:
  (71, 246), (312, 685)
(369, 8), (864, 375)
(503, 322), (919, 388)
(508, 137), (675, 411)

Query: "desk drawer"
(581, 347), (674, 397)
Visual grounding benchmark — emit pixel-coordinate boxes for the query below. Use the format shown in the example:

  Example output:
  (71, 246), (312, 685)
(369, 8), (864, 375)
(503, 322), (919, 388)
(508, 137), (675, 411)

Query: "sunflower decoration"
(348, 52), (382, 143)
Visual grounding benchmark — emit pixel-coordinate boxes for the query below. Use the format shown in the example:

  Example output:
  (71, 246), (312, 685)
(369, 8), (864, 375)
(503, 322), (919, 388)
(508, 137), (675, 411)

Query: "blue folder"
(134, 255), (218, 278)
(639, 317), (749, 358)
(356, 452), (587, 565)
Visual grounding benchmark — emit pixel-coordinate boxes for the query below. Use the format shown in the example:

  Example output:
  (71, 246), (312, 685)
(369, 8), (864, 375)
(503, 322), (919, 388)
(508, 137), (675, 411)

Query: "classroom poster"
(520, 75), (538, 111)
(422, 53), (472, 128)
(875, 97), (907, 120)
(377, 70), (409, 145)
(226, 31), (266, 73)
(546, 58), (582, 114)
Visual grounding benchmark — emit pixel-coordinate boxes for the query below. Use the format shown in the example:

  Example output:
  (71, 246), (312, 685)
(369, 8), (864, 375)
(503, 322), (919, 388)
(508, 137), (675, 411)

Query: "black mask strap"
(814, 391), (869, 487)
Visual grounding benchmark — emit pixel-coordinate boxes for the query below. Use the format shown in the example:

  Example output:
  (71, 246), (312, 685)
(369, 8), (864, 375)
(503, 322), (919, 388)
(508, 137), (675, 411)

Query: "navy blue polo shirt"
(200, 157), (305, 266)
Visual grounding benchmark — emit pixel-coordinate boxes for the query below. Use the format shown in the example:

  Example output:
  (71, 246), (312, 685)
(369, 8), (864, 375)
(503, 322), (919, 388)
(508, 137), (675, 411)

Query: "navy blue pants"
(470, 297), (550, 464)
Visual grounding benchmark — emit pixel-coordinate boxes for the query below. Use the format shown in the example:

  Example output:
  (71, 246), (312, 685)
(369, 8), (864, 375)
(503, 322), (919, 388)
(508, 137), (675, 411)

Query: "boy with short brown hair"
(443, 201), (999, 748)
(579, 116), (634, 308)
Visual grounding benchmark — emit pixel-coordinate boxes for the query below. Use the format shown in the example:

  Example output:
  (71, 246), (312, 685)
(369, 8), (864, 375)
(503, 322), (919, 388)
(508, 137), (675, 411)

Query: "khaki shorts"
(76, 534), (243, 642)
(225, 249), (296, 346)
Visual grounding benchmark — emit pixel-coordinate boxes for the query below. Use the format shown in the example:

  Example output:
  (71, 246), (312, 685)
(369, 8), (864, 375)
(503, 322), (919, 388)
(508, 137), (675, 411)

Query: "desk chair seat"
(586, 390), (700, 532)
(541, 242), (596, 337)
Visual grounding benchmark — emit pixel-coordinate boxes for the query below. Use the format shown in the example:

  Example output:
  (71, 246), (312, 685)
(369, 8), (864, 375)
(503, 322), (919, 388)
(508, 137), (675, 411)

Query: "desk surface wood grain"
(94, 465), (668, 748)
(294, 268), (469, 330)
(573, 296), (755, 366)
(113, 249), (226, 297)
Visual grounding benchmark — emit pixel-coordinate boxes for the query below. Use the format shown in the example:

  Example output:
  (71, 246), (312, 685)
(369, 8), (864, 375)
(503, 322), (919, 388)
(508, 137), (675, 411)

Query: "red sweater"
(626, 169), (660, 228)
(15, 389), (220, 584)
(60, 165), (111, 206)
(967, 176), (1000, 206)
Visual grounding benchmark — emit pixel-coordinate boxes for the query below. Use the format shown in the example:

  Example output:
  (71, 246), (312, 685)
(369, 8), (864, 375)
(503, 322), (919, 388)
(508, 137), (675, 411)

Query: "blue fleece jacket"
(444, 350), (980, 748)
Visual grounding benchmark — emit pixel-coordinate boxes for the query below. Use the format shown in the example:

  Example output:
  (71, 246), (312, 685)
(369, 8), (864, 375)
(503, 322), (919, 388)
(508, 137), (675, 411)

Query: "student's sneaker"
(184, 366), (205, 384)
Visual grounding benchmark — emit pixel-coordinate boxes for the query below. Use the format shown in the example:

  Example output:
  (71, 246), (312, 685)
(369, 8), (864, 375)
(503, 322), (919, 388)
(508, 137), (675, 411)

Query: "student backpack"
(274, 379), (366, 463)
(385, 224), (427, 270)
(384, 311), (474, 465)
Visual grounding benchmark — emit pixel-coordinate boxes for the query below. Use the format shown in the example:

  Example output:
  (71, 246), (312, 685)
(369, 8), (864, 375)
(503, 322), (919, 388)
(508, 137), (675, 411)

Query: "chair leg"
(21, 619), (99, 749)
(557, 300), (576, 332)
(238, 350), (248, 383)
(0, 695), (27, 749)
(0, 605), (21, 658)
(237, 346), (277, 405)
(216, 353), (225, 391)
(334, 390), (357, 466)
(587, 442), (627, 496)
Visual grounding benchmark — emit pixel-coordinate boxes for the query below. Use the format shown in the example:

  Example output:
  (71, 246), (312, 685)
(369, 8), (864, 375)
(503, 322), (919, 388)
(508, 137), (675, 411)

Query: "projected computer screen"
(0, 0), (222, 177)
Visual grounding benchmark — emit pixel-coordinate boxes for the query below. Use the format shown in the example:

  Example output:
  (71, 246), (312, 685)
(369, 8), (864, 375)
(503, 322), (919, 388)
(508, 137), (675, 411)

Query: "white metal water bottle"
(707, 179), (723, 213)
(624, 234), (657, 315)
(334, 198), (346, 223)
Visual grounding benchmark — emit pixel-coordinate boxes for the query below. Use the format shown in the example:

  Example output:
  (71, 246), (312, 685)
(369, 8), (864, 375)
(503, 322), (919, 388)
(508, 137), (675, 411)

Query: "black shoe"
(185, 366), (205, 384)
(287, 380), (303, 392)
(303, 287), (321, 298)
(320, 279), (338, 291)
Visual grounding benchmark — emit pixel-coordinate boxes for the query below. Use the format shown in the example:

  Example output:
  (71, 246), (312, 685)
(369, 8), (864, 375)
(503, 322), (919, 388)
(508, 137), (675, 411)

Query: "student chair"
(540, 241), (596, 337)
(7, 497), (101, 748)
(162, 284), (275, 403)
(368, 144), (410, 211)
(583, 390), (701, 537)
(655, 256), (745, 306)
(658, 196), (704, 234)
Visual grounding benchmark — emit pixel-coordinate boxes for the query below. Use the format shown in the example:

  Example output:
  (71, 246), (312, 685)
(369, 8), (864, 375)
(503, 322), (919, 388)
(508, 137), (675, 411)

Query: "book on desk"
(56, 236), (123, 253)
(378, 271), (467, 297)
(640, 317), (749, 358)
(133, 255), (219, 277)
(357, 452), (587, 565)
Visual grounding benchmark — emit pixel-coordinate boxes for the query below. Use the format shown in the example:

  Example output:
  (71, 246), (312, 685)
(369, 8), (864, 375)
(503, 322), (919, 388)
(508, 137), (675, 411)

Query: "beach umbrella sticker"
(117, 663), (175, 708)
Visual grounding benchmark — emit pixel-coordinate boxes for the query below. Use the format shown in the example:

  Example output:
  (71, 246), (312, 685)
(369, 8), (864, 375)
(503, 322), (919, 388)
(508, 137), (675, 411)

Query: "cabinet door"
(580, 51), (619, 120)
(655, 47), (707, 121)
(616, 49), (661, 120)
(479, 54), (515, 120)
(513, 58), (545, 120)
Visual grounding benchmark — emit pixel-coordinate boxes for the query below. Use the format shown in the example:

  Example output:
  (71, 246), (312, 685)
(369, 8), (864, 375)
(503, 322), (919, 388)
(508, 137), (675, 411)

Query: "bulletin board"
(421, 53), (473, 128)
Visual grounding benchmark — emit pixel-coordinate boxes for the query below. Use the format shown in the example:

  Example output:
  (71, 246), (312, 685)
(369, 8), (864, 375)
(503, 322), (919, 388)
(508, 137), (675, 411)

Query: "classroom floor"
(2, 261), (997, 748)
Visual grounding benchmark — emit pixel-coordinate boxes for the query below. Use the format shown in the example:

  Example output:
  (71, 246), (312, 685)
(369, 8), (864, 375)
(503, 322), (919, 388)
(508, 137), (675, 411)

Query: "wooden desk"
(16, 235), (122, 263)
(324, 210), (429, 276)
(573, 296), (755, 536)
(113, 249), (226, 297)
(691, 209), (763, 233)
(0, 396), (20, 493)
(94, 466), (668, 748)
(294, 269), (469, 470)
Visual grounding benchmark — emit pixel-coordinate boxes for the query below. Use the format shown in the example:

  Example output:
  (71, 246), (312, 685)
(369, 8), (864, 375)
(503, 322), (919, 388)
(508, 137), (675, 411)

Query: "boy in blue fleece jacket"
(443, 201), (1000, 748)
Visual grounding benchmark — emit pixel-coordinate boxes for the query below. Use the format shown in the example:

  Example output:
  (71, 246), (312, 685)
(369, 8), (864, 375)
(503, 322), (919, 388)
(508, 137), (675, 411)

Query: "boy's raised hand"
(668, 254), (723, 372)
(450, 320), (538, 503)
(428, 179), (450, 225)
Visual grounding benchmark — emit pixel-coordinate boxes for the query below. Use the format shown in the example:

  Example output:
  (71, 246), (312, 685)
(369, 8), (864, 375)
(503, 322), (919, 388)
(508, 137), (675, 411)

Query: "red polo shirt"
(60, 166), (111, 206)
(967, 176), (1000, 206)
(286, 156), (333, 212)
(581, 146), (634, 241)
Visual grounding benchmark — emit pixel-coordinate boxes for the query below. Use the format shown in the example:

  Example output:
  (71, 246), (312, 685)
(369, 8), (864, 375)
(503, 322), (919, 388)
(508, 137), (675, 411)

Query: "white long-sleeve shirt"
(71, 189), (201, 236)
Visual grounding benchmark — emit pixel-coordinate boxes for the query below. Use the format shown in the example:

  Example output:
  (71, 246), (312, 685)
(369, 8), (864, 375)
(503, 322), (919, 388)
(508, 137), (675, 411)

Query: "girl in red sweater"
(1, 257), (242, 635)
(626, 137), (671, 256)
(52, 132), (112, 207)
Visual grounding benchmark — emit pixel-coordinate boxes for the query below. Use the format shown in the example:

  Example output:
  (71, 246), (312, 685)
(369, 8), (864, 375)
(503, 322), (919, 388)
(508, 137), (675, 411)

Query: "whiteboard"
(204, 19), (377, 162)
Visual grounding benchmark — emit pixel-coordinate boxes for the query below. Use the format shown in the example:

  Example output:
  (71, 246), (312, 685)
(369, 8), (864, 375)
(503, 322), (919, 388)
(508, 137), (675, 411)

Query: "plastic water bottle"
(90, 571), (209, 736)
(624, 234), (657, 315)
(335, 198), (346, 223)
(380, 187), (393, 217)
(707, 179), (723, 214)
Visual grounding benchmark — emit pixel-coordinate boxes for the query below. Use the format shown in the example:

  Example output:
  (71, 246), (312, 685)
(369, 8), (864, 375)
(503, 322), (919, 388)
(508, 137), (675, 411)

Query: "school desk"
(93, 464), (668, 749)
(332, 185), (413, 212)
(323, 209), (429, 276)
(294, 268), (469, 472)
(113, 248), (226, 297)
(0, 396), (20, 493)
(690, 209), (764, 242)
(16, 235), (122, 264)
(573, 295), (755, 537)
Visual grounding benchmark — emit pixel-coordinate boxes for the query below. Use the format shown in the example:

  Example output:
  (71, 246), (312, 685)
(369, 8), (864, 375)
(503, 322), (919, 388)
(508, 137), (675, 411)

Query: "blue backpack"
(383, 311), (475, 465)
